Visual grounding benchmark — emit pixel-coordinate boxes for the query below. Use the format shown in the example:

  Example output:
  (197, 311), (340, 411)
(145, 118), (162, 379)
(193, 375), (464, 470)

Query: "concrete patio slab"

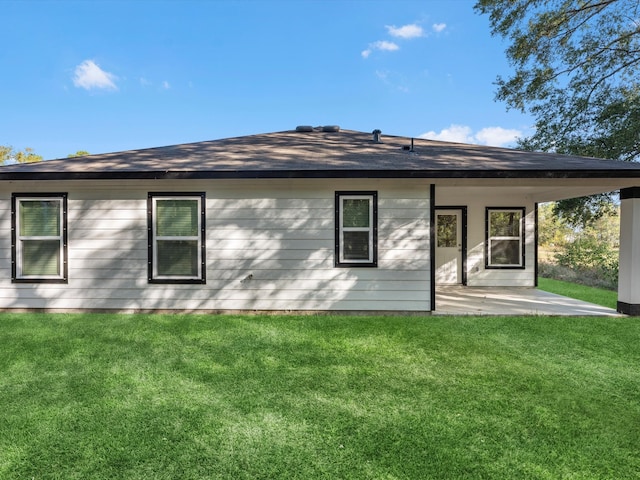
(435, 286), (622, 316)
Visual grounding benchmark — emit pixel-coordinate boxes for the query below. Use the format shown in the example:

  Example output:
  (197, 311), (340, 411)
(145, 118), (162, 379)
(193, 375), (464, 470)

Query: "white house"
(2, 127), (640, 314)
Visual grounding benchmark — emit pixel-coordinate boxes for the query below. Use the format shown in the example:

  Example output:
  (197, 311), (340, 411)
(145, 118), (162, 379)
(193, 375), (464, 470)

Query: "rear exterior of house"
(1, 178), (433, 312)
(1, 128), (640, 314)
(0, 178), (540, 313)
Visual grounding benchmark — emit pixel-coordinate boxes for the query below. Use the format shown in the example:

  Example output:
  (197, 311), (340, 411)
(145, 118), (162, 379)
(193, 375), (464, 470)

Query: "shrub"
(548, 237), (618, 290)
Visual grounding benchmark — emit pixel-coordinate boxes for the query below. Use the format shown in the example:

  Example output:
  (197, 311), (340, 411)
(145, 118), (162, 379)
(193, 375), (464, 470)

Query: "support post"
(618, 187), (640, 315)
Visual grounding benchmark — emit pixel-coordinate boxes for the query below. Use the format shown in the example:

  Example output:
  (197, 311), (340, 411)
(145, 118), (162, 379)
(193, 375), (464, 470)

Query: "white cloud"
(162, 80), (170, 89)
(363, 22), (429, 58)
(362, 40), (400, 58)
(375, 40), (399, 51)
(419, 124), (522, 147)
(72, 60), (118, 91)
(386, 24), (424, 39)
(432, 23), (447, 33)
(475, 127), (522, 147)
(420, 124), (474, 143)
(370, 40), (400, 52)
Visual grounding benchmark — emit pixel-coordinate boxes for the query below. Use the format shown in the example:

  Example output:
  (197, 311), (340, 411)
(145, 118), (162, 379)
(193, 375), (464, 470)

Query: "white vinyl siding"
(0, 179), (432, 312)
(12, 194), (67, 282)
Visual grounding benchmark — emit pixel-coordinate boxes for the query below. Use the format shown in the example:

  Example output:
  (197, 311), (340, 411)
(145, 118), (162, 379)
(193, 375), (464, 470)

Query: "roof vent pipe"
(372, 129), (382, 143)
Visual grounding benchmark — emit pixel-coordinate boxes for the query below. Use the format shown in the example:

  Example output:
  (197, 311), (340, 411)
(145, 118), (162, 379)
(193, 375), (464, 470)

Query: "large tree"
(475, 0), (640, 226)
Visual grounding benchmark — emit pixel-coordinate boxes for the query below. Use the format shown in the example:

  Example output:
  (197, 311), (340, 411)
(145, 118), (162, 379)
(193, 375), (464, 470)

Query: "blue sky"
(2, 0), (532, 160)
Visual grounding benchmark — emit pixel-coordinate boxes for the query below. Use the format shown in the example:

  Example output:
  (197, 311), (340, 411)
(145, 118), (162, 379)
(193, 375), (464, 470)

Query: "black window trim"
(335, 191), (378, 268)
(148, 192), (206, 284)
(485, 206), (526, 270)
(11, 192), (68, 284)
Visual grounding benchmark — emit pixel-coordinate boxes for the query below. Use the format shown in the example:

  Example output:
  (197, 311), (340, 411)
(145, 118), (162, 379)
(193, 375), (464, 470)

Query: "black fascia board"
(1, 168), (640, 181)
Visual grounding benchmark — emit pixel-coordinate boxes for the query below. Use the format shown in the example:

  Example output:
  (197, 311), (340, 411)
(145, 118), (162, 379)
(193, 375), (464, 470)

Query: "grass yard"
(538, 277), (618, 310)
(1, 313), (639, 479)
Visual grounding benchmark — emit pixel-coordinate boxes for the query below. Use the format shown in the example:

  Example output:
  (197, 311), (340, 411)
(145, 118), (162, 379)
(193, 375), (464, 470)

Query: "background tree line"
(538, 202), (619, 290)
(476, 0), (639, 226)
(476, 0), (638, 288)
(1, 146), (89, 165)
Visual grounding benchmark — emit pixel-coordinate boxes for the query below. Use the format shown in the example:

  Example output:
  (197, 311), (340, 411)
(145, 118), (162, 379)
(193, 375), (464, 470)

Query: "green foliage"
(1, 313), (640, 478)
(2, 146), (90, 163)
(0, 145), (43, 165)
(537, 202), (572, 246)
(0, 145), (12, 164)
(554, 236), (619, 285)
(553, 194), (618, 229)
(475, 0), (639, 227)
(475, 0), (640, 162)
(584, 208), (620, 246)
(538, 201), (619, 289)
(67, 150), (90, 158)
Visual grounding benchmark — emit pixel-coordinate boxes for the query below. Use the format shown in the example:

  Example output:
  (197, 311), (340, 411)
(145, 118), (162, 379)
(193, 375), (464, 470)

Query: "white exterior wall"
(0, 178), (432, 312)
(436, 186), (537, 287)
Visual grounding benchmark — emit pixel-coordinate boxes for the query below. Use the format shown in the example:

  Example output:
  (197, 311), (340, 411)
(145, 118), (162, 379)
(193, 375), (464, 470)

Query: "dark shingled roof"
(2, 128), (640, 180)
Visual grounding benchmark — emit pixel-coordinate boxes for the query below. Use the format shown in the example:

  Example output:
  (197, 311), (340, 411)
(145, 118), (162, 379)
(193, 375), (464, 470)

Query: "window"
(437, 214), (458, 248)
(486, 207), (525, 268)
(335, 192), (377, 267)
(12, 193), (68, 283)
(148, 193), (205, 283)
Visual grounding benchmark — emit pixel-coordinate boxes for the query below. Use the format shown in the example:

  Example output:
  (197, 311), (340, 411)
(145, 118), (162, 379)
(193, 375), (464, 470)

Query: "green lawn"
(538, 277), (618, 309)
(1, 313), (639, 479)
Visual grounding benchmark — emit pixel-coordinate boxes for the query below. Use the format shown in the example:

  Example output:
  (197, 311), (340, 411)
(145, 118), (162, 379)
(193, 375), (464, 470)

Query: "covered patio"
(435, 286), (621, 316)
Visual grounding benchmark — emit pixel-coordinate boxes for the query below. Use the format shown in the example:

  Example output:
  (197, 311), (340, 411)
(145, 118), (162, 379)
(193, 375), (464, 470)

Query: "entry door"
(435, 209), (463, 284)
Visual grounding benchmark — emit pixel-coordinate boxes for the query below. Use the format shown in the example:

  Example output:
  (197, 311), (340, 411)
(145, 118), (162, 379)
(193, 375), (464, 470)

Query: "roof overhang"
(1, 130), (640, 199)
(1, 168), (638, 182)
